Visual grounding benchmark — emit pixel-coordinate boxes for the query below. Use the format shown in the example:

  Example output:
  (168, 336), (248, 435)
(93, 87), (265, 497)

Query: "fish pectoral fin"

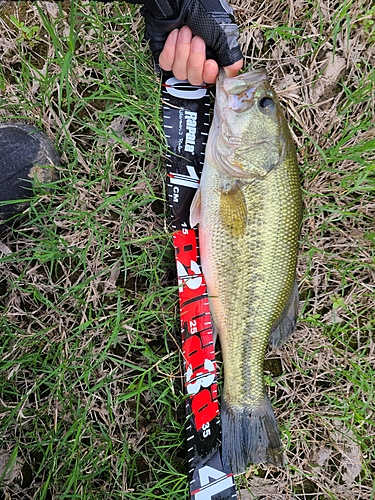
(269, 278), (299, 348)
(189, 188), (201, 228)
(219, 187), (247, 237)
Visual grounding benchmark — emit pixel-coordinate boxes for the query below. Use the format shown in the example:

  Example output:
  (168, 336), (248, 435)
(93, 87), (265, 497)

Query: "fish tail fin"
(221, 395), (283, 475)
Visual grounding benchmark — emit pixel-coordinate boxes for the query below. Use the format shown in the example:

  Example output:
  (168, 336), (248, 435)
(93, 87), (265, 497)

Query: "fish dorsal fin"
(219, 187), (247, 237)
(269, 278), (299, 348)
(189, 188), (201, 228)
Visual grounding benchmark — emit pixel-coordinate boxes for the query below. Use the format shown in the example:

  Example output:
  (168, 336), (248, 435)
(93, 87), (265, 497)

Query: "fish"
(190, 69), (302, 475)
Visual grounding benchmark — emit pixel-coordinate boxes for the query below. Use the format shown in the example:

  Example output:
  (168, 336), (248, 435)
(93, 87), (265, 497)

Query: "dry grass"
(0, 0), (374, 499)
(232, 0), (375, 498)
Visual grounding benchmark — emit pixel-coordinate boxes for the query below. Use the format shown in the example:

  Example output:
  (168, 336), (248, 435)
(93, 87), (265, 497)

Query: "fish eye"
(258, 96), (275, 112)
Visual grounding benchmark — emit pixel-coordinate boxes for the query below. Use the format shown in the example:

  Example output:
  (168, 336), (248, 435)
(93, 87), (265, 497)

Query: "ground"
(0, 1), (374, 499)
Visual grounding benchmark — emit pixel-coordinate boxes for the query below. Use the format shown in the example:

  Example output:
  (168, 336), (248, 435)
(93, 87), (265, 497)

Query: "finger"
(159, 29), (179, 71)
(187, 36), (206, 85)
(203, 59), (219, 84)
(172, 26), (192, 81)
(223, 59), (244, 78)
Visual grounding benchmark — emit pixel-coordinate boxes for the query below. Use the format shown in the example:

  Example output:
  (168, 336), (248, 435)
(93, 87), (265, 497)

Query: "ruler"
(161, 73), (237, 500)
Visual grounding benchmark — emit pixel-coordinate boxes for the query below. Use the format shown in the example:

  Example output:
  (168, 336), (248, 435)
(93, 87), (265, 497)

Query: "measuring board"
(161, 73), (237, 500)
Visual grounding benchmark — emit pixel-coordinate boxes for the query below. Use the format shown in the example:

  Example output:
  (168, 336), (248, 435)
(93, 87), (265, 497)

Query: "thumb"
(223, 59), (244, 78)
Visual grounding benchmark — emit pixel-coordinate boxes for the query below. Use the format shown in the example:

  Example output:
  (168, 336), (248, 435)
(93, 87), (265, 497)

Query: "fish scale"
(190, 69), (302, 474)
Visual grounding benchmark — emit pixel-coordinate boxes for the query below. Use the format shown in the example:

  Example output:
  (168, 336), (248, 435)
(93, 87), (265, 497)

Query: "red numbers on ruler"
(173, 228), (219, 433)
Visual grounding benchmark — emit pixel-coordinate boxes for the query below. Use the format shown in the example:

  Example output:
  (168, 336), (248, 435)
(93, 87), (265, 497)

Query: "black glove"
(136, 0), (243, 68)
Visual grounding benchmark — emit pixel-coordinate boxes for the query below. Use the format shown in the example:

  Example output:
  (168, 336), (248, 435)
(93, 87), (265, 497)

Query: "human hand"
(159, 26), (243, 85)
(142, 0), (243, 84)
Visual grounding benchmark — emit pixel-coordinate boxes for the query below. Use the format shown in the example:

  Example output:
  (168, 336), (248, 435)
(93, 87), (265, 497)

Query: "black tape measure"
(162, 72), (237, 500)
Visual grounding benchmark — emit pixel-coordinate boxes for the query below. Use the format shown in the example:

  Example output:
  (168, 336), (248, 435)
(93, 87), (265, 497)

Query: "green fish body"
(190, 69), (302, 474)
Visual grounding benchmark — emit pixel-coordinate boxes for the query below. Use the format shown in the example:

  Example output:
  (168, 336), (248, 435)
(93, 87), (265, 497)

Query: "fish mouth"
(219, 69), (268, 96)
(213, 69), (271, 168)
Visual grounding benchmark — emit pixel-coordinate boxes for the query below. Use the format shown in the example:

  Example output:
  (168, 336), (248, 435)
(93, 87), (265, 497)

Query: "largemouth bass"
(190, 69), (301, 474)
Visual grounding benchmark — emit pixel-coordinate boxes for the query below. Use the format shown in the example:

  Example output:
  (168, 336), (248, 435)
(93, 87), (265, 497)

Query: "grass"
(0, 0), (375, 499)
(0, 2), (185, 499)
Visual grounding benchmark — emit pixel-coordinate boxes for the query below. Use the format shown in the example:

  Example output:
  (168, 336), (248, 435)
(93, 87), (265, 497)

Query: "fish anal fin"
(211, 319), (218, 346)
(269, 279), (299, 348)
(189, 188), (201, 228)
(219, 187), (247, 237)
